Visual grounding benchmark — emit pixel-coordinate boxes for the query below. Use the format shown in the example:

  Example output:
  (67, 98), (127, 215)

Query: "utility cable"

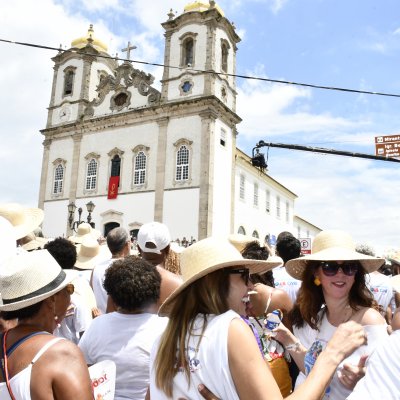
(1, 37), (400, 98)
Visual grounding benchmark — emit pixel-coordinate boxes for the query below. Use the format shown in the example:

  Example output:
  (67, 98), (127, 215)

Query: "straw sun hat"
(158, 236), (280, 316)
(0, 203), (44, 240)
(285, 230), (385, 280)
(68, 223), (97, 244)
(0, 250), (77, 312)
(75, 236), (102, 270)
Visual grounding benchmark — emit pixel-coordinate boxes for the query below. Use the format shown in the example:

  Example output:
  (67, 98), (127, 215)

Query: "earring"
(314, 277), (321, 286)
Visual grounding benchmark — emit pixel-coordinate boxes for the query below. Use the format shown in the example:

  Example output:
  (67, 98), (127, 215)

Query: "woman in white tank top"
(0, 250), (93, 400)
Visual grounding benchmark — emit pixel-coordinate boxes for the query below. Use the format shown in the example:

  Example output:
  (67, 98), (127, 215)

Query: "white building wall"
(211, 120), (234, 237)
(163, 188), (199, 240)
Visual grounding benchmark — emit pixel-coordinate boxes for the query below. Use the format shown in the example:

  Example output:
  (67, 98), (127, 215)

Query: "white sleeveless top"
(0, 337), (63, 399)
(150, 310), (240, 400)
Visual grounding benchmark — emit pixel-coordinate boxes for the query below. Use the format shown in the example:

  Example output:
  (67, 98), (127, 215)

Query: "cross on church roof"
(121, 41), (137, 61)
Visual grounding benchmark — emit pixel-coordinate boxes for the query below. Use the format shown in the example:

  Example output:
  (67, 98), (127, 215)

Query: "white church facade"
(38, 1), (320, 243)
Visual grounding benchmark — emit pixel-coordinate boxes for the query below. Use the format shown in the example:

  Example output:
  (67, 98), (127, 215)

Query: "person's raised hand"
(337, 354), (368, 389)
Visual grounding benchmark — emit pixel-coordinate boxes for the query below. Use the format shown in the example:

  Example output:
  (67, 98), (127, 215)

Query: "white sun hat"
(285, 230), (385, 280)
(0, 250), (77, 312)
(0, 203), (44, 240)
(75, 236), (102, 270)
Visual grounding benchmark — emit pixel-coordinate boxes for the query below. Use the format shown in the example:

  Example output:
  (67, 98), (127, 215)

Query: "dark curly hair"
(289, 260), (376, 330)
(44, 237), (77, 269)
(103, 255), (161, 311)
(241, 241), (275, 287)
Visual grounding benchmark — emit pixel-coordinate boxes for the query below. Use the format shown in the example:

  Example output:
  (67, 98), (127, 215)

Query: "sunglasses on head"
(227, 268), (251, 286)
(319, 261), (359, 277)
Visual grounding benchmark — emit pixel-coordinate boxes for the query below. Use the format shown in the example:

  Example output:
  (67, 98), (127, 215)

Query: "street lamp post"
(67, 201), (96, 232)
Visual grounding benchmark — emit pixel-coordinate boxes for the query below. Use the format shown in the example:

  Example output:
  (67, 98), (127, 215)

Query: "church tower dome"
(71, 24), (108, 53)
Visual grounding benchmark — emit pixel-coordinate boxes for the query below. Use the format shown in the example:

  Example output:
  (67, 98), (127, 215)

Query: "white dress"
(149, 310), (241, 400)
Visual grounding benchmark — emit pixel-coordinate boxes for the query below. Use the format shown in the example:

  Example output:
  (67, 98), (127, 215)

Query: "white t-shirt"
(79, 312), (168, 400)
(294, 311), (388, 400)
(347, 330), (400, 400)
(273, 266), (301, 303)
(54, 292), (92, 344)
(150, 310), (240, 400)
(91, 257), (114, 314)
(365, 272), (394, 315)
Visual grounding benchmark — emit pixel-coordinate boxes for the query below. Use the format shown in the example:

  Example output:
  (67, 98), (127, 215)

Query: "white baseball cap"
(137, 222), (171, 254)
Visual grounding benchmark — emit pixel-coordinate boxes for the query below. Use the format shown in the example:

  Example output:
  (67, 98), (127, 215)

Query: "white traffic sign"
(300, 238), (311, 254)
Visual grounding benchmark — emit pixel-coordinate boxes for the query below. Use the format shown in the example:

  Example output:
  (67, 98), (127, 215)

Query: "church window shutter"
(53, 164), (64, 194)
(221, 42), (229, 72)
(63, 69), (75, 96)
(86, 159), (98, 190)
(184, 38), (194, 66)
(239, 174), (245, 200)
(111, 155), (121, 177)
(176, 145), (189, 181)
(134, 151), (146, 185)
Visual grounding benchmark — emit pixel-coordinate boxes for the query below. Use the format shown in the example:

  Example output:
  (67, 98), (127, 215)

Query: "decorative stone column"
(198, 110), (217, 239)
(154, 117), (169, 222)
(38, 138), (52, 209)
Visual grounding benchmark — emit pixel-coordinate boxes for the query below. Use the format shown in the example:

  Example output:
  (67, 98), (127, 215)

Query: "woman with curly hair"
(79, 255), (167, 400)
(275, 230), (388, 400)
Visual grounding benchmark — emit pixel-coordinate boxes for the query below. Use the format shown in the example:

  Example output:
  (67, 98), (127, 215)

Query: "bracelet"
(285, 341), (301, 352)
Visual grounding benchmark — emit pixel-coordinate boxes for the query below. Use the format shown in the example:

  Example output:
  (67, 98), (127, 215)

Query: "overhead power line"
(1, 37), (400, 98)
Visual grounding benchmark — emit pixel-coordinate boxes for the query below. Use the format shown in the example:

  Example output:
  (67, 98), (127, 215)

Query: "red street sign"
(375, 134), (400, 157)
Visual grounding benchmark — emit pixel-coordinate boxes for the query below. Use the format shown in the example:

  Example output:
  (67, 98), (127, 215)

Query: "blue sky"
(1, 0), (400, 252)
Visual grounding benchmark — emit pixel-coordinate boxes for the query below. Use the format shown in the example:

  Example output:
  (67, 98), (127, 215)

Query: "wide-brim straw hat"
(68, 223), (95, 244)
(286, 230), (385, 280)
(21, 233), (49, 252)
(159, 236), (275, 316)
(0, 216), (16, 263)
(389, 251), (400, 266)
(0, 203), (44, 240)
(75, 237), (102, 270)
(0, 249), (77, 311)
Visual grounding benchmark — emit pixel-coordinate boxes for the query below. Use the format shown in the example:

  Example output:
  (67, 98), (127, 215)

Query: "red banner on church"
(108, 176), (119, 199)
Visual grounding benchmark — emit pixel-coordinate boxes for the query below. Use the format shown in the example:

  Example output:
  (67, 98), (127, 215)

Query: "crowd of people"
(0, 202), (400, 399)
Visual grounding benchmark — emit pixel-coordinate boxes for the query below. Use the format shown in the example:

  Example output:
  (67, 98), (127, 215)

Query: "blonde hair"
(165, 249), (181, 275)
(154, 269), (230, 396)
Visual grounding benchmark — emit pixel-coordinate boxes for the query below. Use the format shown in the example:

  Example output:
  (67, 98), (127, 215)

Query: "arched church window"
(252, 230), (259, 239)
(238, 226), (246, 235)
(134, 151), (146, 185)
(64, 69), (75, 96)
(176, 145), (189, 181)
(221, 42), (229, 72)
(179, 33), (197, 68)
(53, 158), (66, 196)
(86, 159), (98, 190)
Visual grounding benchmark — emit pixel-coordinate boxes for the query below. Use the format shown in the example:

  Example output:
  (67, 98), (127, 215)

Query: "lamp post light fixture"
(67, 200), (96, 232)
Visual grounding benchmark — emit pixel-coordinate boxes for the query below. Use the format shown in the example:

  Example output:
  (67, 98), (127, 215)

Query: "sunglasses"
(65, 283), (75, 295)
(228, 268), (251, 286)
(319, 261), (359, 277)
